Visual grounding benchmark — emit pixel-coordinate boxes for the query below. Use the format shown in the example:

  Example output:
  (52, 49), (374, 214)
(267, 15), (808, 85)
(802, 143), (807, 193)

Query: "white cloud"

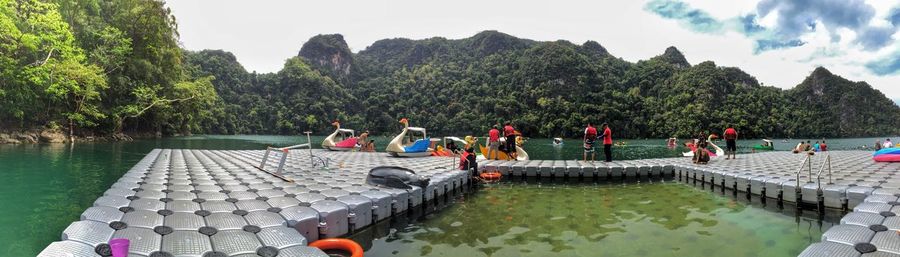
(167, 0), (900, 98)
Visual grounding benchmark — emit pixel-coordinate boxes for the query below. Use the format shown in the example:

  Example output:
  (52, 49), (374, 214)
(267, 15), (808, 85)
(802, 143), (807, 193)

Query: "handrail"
(795, 153), (812, 189)
(259, 143), (311, 169)
(815, 154), (833, 190)
(257, 131), (323, 180)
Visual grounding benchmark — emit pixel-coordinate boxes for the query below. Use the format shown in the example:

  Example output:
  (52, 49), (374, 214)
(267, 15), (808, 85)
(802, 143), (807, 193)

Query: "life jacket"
(459, 151), (470, 170)
(585, 126), (597, 139)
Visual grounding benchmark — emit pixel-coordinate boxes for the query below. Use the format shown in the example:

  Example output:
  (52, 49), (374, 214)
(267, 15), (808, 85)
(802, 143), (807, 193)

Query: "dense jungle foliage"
(191, 32), (900, 138)
(2, 0), (898, 139)
(1, 0), (215, 137)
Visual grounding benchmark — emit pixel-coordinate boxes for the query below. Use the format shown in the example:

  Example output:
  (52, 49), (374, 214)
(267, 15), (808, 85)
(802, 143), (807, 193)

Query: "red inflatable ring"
(480, 171), (501, 180)
(309, 238), (364, 257)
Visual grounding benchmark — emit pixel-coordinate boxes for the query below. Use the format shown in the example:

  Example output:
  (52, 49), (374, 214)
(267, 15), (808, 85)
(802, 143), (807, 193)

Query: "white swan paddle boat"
(322, 121), (358, 151)
(386, 118), (435, 157)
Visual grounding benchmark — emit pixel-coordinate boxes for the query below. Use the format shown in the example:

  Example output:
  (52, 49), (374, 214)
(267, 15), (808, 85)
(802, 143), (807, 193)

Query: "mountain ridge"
(186, 31), (900, 138)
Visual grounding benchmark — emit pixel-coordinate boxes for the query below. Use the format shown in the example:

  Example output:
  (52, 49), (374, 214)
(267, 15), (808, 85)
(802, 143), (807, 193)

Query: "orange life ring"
(480, 172), (501, 180)
(309, 238), (364, 257)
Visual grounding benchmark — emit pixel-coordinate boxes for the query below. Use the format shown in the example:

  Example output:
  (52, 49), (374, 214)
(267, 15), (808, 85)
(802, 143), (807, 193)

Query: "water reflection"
(355, 180), (838, 257)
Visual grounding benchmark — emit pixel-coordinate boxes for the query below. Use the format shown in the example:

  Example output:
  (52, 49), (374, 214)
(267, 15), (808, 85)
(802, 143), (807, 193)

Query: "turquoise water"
(0, 135), (878, 256)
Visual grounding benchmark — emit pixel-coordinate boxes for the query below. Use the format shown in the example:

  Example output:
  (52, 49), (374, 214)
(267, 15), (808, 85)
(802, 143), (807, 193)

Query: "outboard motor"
(366, 166), (430, 189)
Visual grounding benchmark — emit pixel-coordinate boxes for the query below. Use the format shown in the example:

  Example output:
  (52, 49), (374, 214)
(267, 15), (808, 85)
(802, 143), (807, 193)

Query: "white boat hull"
(682, 142), (725, 158)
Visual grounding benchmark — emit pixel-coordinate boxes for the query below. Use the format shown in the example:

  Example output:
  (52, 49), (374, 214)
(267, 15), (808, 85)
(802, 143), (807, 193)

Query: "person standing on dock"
(503, 122), (518, 160)
(723, 126), (737, 160)
(487, 125), (500, 160)
(584, 122), (598, 161)
(601, 123), (612, 162)
(461, 147), (478, 176)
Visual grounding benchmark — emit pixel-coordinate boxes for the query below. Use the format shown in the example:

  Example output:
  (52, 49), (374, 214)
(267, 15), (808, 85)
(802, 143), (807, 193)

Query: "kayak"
(874, 148), (900, 156)
(752, 145), (774, 151)
(874, 154), (900, 162)
(478, 143), (528, 161)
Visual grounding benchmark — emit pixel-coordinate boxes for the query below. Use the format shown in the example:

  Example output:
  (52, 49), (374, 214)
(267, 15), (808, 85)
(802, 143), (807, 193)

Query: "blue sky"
(168, 0), (900, 99)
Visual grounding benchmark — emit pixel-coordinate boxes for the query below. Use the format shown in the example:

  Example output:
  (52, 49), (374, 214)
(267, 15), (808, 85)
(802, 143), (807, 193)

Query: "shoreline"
(0, 129), (165, 144)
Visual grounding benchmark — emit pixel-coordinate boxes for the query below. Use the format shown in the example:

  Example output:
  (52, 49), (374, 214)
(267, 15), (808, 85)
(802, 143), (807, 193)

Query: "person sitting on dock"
(487, 125), (500, 160)
(584, 122), (598, 161)
(814, 141), (821, 152)
(884, 139), (893, 149)
(693, 142), (710, 164)
(792, 141), (805, 153)
(820, 140), (828, 151)
(876, 140), (883, 150)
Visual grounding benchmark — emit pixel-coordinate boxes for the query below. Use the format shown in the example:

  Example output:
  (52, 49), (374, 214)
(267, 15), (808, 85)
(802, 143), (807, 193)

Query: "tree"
(46, 59), (107, 137)
(0, 0), (106, 137)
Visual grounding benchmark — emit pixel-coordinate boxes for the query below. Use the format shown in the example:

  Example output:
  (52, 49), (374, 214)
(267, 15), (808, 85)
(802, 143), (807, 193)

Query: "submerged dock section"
(39, 149), (467, 257)
(40, 149), (900, 257)
(483, 151), (900, 257)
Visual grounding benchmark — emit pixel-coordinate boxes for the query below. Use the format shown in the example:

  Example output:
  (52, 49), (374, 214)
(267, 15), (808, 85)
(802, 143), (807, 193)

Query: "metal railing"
(259, 143), (310, 178)
(815, 154), (833, 190)
(257, 131), (331, 181)
(795, 153), (813, 189)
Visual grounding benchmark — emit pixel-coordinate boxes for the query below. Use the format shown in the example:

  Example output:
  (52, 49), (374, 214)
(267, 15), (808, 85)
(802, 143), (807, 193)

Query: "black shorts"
(726, 139), (736, 152)
(505, 136), (516, 152)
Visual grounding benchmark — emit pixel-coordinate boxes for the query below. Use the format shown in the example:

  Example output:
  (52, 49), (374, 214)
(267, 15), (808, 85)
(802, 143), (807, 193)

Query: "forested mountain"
(785, 68), (898, 138)
(1, 0), (897, 141)
(191, 31), (900, 138)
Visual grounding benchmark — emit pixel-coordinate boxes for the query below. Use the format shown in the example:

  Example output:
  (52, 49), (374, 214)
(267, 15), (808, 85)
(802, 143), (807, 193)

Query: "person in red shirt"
(820, 140), (828, 151)
(583, 122), (597, 161)
(487, 125), (500, 160)
(724, 126), (738, 160)
(503, 122), (517, 160)
(601, 123), (612, 162)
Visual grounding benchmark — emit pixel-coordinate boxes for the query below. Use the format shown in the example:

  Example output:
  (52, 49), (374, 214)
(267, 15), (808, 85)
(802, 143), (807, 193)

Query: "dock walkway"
(39, 150), (900, 257)
(39, 149), (468, 257)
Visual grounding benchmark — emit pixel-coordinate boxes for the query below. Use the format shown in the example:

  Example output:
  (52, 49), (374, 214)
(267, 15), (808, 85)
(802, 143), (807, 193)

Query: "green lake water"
(354, 181), (838, 257)
(0, 135), (884, 256)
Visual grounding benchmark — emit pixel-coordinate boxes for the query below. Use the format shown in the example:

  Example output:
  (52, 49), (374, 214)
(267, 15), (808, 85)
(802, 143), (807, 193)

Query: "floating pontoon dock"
(39, 149), (900, 257)
(39, 149), (469, 257)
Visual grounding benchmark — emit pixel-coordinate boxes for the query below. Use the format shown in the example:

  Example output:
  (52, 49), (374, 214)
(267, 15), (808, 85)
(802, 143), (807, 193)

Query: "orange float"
(480, 171), (501, 181)
(309, 238), (364, 257)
